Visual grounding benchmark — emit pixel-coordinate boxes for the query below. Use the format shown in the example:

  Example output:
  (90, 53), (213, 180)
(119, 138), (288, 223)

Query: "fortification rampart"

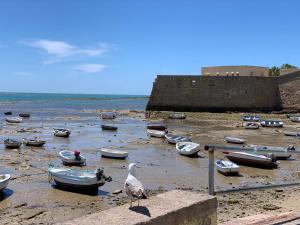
(146, 73), (300, 112)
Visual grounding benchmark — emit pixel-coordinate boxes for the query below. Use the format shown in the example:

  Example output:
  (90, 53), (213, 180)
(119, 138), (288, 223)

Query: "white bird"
(124, 163), (147, 208)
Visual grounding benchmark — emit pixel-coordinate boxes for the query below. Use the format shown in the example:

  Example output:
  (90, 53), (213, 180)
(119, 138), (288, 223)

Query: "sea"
(0, 92), (148, 117)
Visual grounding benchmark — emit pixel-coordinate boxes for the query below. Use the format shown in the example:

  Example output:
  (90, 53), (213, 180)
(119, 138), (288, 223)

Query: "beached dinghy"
(284, 131), (300, 137)
(19, 113), (30, 118)
(101, 112), (116, 119)
(165, 134), (192, 144)
(23, 138), (46, 147)
(248, 144), (293, 160)
(260, 120), (283, 127)
(242, 115), (260, 122)
(48, 165), (111, 192)
(243, 122), (259, 129)
(169, 113), (186, 119)
(176, 142), (200, 156)
(5, 117), (22, 123)
(146, 122), (167, 131)
(223, 151), (278, 169)
(4, 139), (22, 148)
(290, 116), (300, 123)
(59, 150), (86, 165)
(147, 129), (166, 138)
(0, 174), (10, 192)
(101, 124), (118, 131)
(225, 136), (246, 144)
(99, 148), (128, 159)
(54, 128), (71, 137)
(215, 160), (240, 176)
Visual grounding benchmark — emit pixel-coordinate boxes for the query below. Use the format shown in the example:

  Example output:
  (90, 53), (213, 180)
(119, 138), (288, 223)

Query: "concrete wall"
(147, 75), (282, 112)
(58, 190), (217, 225)
(202, 66), (269, 77)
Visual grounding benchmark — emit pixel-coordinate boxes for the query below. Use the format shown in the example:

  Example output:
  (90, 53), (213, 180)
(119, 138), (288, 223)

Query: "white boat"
(23, 138), (46, 147)
(290, 116), (300, 123)
(215, 160), (240, 176)
(243, 122), (259, 129)
(4, 139), (22, 148)
(147, 129), (166, 138)
(99, 148), (128, 159)
(169, 113), (186, 119)
(176, 142), (200, 156)
(248, 144), (293, 160)
(54, 128), (71, 137)
(5, 117), (22, 123)
(223, 151), (278, 169)
(284, 131), (300, 137)
(242, 115), (260, 122)
(59, 150), (86, 165)
(225, 136), (246, 144)
(165, 134), (192, 144)
(260, 120), (283, 127)
(101, 112), (116, 119)
(48, 165), (111, 192)
(0, 174), (10, 192)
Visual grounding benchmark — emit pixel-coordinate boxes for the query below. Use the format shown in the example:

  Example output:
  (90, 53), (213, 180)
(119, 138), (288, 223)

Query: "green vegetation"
(269, 64), (298, 76)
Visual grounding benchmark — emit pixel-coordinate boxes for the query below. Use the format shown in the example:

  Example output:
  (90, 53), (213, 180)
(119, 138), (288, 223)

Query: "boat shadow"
(51, 184), (110, 196)
(0, 188), (13, 201)
(129, 206), (151, 217)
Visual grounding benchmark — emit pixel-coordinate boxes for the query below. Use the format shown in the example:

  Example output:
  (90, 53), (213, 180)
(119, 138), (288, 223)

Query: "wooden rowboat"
(165, 134), (192, 144)
(147, 129), (166, 138)
(0, 174), (10, 192)
(59, 150), (86, 165)
(99, 148), (128, 159)
(146, 122), (167, 131)
(101, 125), (118, 131)
(225, 136), (246, 144)
(215, 160), (240, 176)
(4, 139), (22, 148)
(260, 120), (283, 127)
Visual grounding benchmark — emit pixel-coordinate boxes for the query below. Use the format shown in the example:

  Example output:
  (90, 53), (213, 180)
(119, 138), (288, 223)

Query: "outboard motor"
(96, 168), (112, 182)
(74, 150), (81, 161)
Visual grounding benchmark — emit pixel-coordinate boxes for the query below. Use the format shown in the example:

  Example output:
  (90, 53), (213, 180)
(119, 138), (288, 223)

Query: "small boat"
(290, 116), (300, 123)
(59, 150), (86, 165)
(242, 115), (260, 122)
(260, 120), (283, 127)
(23, 138), (46, 147)
(284, 131), (300, 137)
(223, 151), (277, 169)
(215, 160), (240, 176)
(4, 139), (22, 148)
(165, 134), (192, 144)
(176, 142), (200, 156)
(54, 128), (71, 137)
(101, 112), (116, 119)
(4, 111), (12, 115)
(5, 117), (22, 123)
(0, 174), (11, 192)
(169, 113), (186, 119)
(146, 122), (167, 131)
(99, 148), (128, 159)
(101, 124), (118, 131)
(243, 122), (259, 129)
(147, 129), (166, 138)
(19, 113), (30, 118)
(48, 165), (111, 192)
(249, 144), (293, 160)
(225, 136), (246, 144)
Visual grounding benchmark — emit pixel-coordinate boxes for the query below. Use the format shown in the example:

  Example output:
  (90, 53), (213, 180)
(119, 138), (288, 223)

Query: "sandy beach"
(1, 110), (300, 224)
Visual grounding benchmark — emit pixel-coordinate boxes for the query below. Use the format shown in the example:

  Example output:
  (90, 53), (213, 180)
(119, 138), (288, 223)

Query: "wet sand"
(1, 110), (300, 224)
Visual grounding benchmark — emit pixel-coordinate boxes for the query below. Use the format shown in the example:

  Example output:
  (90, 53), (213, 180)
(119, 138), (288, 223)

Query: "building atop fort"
(201, 65), (269, 77)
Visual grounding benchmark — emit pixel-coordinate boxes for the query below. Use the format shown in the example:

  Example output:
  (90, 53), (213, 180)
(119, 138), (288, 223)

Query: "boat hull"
(0, 174), (10, 191)
(147, 129), (166, 138)
(99, 149), (128, 159)
(101, 125), (118, 131)
(226, 155), (277, 169)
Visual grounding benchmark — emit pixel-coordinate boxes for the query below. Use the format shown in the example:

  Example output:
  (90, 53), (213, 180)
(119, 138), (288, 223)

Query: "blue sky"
(0, 0), (300, 95)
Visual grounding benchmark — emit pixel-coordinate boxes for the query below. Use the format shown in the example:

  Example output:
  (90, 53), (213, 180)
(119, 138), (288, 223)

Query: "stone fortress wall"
(146, 71), (300, 112)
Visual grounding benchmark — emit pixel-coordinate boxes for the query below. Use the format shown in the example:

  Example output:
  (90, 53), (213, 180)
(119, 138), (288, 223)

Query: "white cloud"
(74, 64), (107, 73)
(15, 72), (34, 78)
(21, 39), (110, 64)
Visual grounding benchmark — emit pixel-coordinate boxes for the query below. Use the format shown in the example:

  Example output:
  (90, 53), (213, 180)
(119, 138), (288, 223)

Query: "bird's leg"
(138, 198), (140, 206)
(130, 197), (133, 208)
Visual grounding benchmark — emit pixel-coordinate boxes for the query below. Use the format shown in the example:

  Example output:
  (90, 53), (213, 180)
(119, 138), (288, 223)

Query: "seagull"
(124, 163), (147, 208)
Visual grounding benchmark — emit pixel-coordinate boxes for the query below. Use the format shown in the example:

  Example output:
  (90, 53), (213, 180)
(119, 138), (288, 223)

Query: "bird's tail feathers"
(142, 192), (148, 199)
